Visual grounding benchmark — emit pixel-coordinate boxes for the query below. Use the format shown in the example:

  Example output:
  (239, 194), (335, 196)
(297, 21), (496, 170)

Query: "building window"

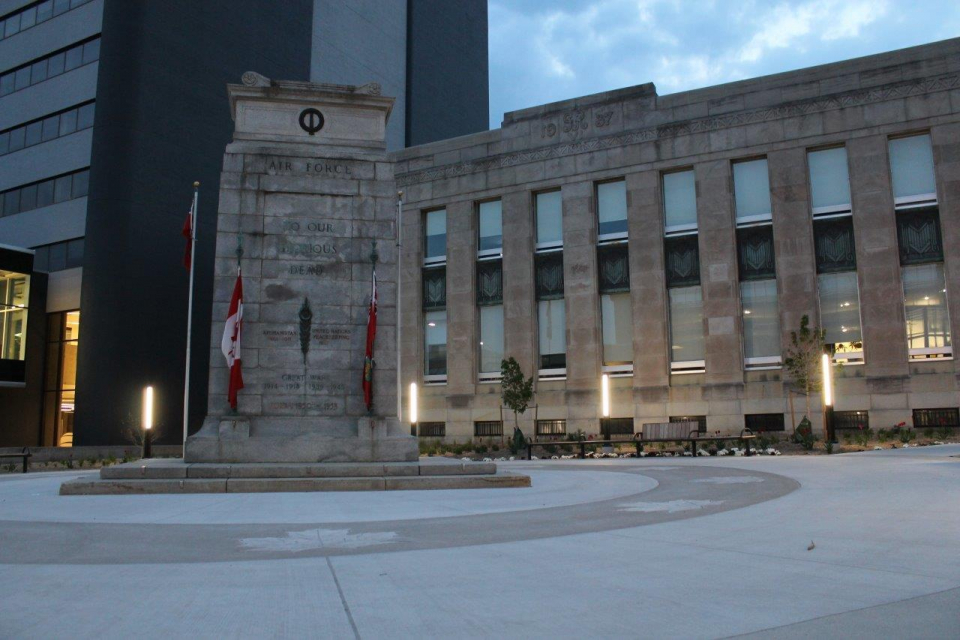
(424, 310), (446, 379)
(889, 134), (937, 207)
(0, 169), (90, 218)
(902, 263), (951, 357)
(31, 238), (84, 272)
(423, 209), (446, 265)
(474, 420), (503, 438)
(808, 147), (852, 215)
(0, 1), (96, 44)
(736, 225), (777, 280)
(0, 36), (101, 98)
(833, 411), (870, 431)
(477, 200), (502, 257)
(537, 298), (566, 373)
(479, 305), (504, 379)
(417, 422), (445, 438)
(597, 180), (627, 241)
(600, 417), (634, 438)
(0, 102), (95, 157)
(818, 271), (863, 362)
(733, 158), (772, 224)
(668, 286), (704, 372)
(670, 415), (707, 433)
(0, 268), (30, 363)
(536, 190), (563, 250)
(741, 279), (781, 365)
(43, 310), (79, 447)
(745, 413), (785, 432)
(897, 209), (944, 265)
(536, 419), (566, 437)
(600, 293), (632, 370)
(912, 408), (959, 429)
(663, 170), (697, 233)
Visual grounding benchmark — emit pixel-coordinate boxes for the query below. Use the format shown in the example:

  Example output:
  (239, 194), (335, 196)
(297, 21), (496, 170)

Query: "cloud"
(488, 0), (934, 129)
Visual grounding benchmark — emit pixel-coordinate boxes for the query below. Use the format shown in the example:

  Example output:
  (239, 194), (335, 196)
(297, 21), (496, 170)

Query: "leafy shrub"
(826, 441), (834, 454)
(937, 426), (952, 440)
(475, 444), (488, 455)
(923, 428), (934, 439)
(899, 429), (916, 444)
(877, 429), (889, 443)
(794, 417), (815, 451)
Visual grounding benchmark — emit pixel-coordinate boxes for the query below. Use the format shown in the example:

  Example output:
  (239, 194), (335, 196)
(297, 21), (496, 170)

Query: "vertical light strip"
(821, 354), (833, 407)
(409, 382), (418, 424)
(601, 374), (610, 418)
(143, 386), (154, 430)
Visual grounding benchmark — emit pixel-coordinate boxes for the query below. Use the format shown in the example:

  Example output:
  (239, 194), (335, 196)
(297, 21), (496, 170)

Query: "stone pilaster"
(848, 135), (910, 379)
(930, 124), (960, 377)
(768, 148), (818, 354)
(695, 160), (744, 387)
(561, 181), (601, 434)
(398, 201), (422, 425)
(627, 170), (669, 419)
(502, 191), (537, 382)
(444, 200), (477, 437)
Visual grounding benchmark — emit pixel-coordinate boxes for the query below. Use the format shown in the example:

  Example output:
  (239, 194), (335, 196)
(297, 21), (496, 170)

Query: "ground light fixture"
(821, 353), (835, 443)
(601, 374), (610, 418)
(409, 382), (418, 437)
(142, 385), (154, 459)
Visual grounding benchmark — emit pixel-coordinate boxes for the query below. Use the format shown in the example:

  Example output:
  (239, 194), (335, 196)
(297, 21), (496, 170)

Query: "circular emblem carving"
(299, 108), (325, 135)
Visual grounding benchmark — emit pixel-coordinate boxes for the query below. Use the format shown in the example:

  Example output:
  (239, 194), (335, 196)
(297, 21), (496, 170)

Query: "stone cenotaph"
(60, 74), (528, 493)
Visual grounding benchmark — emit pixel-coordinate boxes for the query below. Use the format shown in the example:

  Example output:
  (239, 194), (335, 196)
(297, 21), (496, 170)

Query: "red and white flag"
(361, 268), (377, 411)
(181, 202), (194, 271)
(221, 270), (244, 409)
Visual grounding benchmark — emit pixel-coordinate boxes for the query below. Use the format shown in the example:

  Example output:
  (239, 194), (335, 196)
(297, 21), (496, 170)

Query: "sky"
(488, 0), (960, 129)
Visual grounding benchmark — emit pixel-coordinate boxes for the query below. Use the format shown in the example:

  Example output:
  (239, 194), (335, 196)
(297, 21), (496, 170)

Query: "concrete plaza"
(1, 446), (958, 639)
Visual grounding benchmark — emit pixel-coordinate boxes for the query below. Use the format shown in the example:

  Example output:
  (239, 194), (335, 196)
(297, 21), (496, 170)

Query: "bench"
(524, 424), (756, 459)
(0, 447), (31, 473)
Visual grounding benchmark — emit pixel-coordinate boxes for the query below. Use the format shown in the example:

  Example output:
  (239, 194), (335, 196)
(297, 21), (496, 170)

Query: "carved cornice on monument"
(396, 72), (960, 187)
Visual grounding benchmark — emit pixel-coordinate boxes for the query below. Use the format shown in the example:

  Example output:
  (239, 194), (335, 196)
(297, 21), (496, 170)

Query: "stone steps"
(59, 459), (531, 494)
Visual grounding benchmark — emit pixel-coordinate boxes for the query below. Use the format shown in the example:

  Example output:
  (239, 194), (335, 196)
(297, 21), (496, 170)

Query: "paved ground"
(0, 446), (958, 639)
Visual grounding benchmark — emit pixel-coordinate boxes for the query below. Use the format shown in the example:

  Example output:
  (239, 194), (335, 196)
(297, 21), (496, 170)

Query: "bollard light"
(409, 382), (418, 424)
(821, 354), (833, 407)
(601, 374), (610, 418)
(143, 386), (154, 429)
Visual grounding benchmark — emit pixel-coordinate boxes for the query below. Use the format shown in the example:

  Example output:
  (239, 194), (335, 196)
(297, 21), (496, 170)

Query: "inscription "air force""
(267, 158), (353, 175)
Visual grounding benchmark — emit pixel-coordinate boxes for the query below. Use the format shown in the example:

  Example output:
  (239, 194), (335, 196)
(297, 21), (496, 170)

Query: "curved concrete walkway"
(1, 446), (958, 638)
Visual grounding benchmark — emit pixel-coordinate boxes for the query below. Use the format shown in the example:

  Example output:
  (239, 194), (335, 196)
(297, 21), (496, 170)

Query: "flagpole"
(395, 190), (403, 421)
(183, 182), (199, 446)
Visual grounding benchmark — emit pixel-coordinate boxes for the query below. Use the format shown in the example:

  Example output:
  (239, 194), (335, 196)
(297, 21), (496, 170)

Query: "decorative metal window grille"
(422, 267), (446, 310)
(600, 418), (635, 438)
(912, 408), (959, 428)
(418, 422), (446, 438)
(745, 413), (785, 432)
(814, 218), (857, 274)
(597, 243), (630, 293)
(897, 208), (944, 266)
(664, 235), (701, 287)
(670, 415), (707, 433)
(476, 259), (503, 306)
(737, 225), (777, 281)
(833, 411), (870, 430)
(474, 421), (503, 437)
(535, 252), (564, 300)
(536, 420), (567, 437)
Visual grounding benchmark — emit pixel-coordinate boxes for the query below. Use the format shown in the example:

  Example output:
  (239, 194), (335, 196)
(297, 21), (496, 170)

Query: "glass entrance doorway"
(43, 310), (79, 446)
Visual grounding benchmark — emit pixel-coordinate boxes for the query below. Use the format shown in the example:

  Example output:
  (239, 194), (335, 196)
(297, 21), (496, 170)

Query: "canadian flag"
(221, 270), (244, 409)
(361, 268), (377, 411)
(181, 205), (193, 271)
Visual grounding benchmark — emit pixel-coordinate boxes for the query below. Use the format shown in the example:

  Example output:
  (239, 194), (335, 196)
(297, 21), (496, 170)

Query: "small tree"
(783, 315), (825, 422)
(501, 357), (534, 444)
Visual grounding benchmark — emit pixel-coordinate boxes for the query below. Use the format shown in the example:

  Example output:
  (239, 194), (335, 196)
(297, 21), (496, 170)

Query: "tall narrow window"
(536, 191), (565, 377)
(422, 264), (447, 382)
(808, 147), (852, 215)
(597, 180), (627, 241)
(42, 310), (79, 447)
(663, 169), (703, 373)
(736, 157), (779, 367)
(809, 147), (863, 364)
(733, 159), (772, 224)
(478, 200), (502, 257)
(477, 259), (503, 380)
(423, 209), (446, 265)
(890, 134), (950, 359)
(598, 243), (632, 372)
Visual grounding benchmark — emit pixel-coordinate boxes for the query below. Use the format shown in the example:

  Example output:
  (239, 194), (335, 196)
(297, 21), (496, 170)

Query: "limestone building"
(396, 38), (960, 440)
